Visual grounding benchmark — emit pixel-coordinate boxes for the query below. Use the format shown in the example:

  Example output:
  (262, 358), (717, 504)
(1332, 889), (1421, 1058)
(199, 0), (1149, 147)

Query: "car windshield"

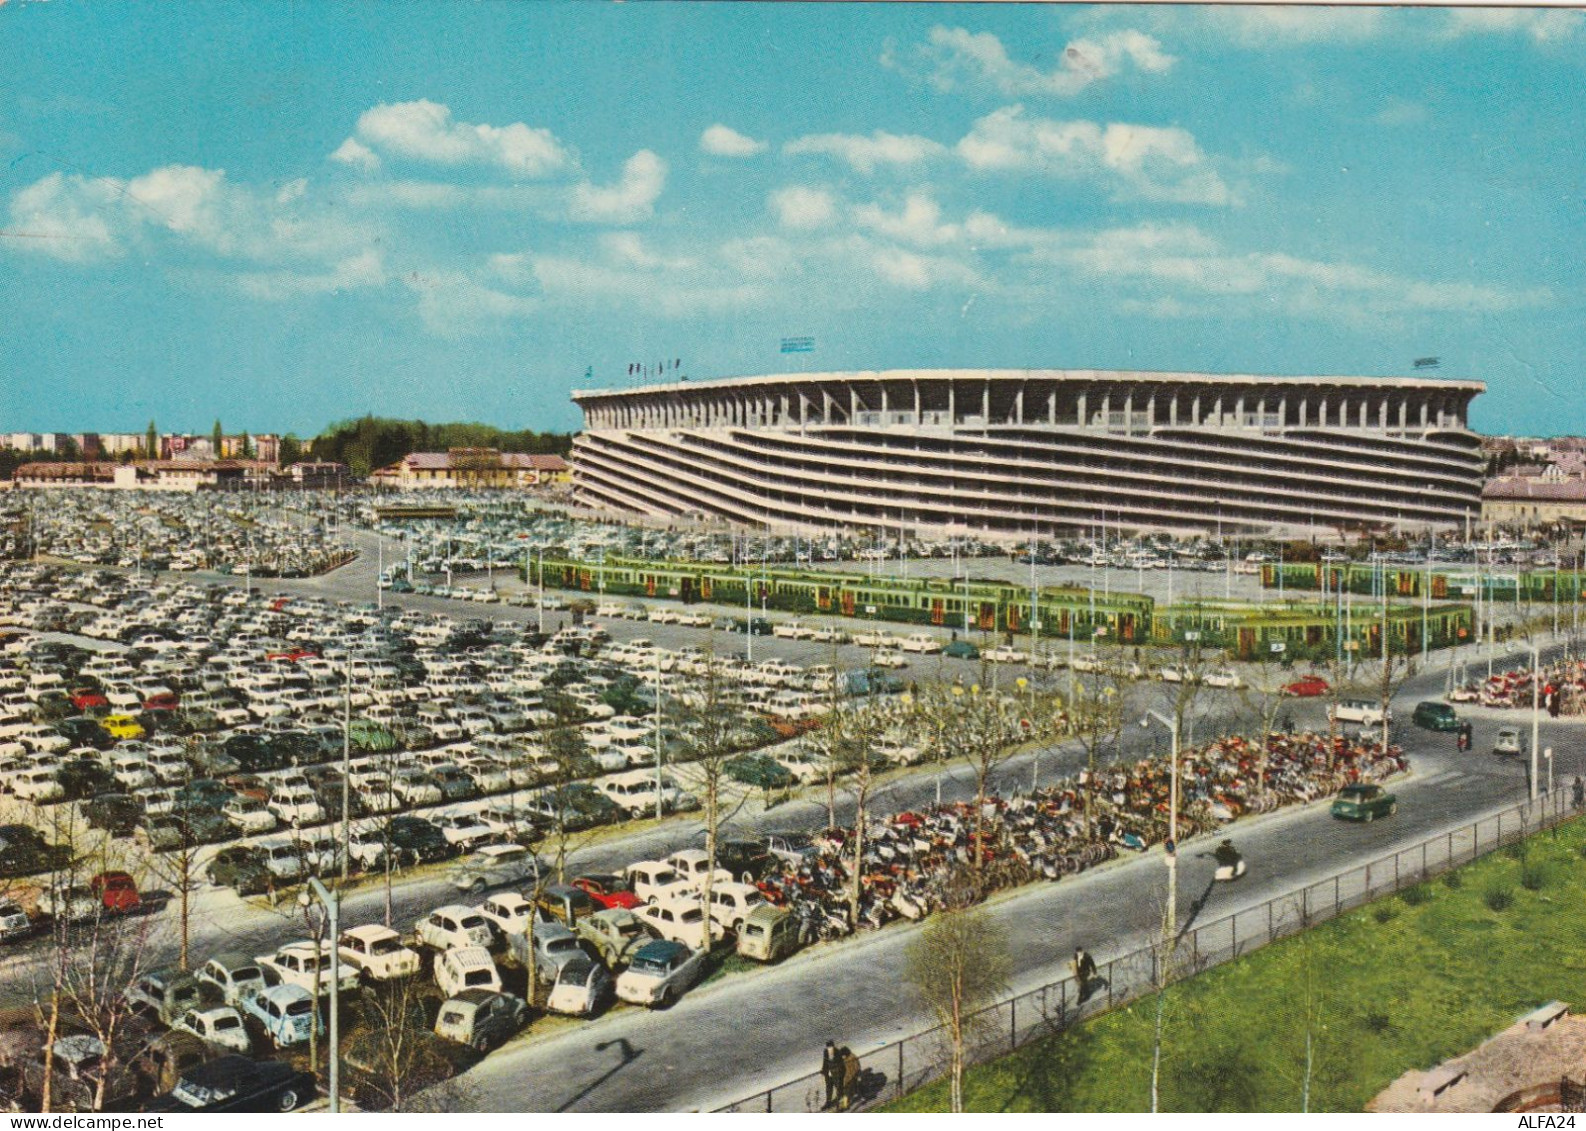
(459, 915), (486, 930)
(172, 1080), (234, 1107)
(464, 969), (494, 986)
(285, 999), (314, 1017)
(232, 966), (261, 982)
(369, 937), (404, 955)
(630, 953), (671, 975)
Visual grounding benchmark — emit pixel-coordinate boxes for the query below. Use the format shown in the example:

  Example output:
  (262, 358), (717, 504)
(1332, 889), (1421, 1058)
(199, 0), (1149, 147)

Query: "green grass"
(888, 818), (1586, 1113)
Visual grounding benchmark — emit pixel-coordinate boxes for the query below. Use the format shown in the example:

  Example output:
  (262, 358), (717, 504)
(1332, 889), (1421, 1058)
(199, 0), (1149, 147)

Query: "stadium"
(571, 369), (1485, 538)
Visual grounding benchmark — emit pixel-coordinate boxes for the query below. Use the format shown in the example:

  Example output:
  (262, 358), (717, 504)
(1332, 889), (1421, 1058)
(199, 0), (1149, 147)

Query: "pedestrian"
(822, 1040), (840, 1109)
(838, 1046), (860, 1110)
(1573, 776), (1584, 812)
(1073, 946), (1097, 1002)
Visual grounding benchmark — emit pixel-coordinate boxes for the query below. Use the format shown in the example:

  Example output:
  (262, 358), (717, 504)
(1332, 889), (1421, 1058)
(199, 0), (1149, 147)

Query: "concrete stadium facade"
(571, 369), (1486, 538)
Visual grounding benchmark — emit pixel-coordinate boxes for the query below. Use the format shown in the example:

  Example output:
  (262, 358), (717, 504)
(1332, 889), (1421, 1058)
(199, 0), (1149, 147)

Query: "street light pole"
(1142, 708), (1180, 940)
(300, 877), (340, 1113)
(1530, 642), (1541, 802)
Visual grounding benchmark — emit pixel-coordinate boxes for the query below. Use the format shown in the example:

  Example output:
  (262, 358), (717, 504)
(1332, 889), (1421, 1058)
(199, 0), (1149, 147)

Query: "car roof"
(634, 938), (687, 961)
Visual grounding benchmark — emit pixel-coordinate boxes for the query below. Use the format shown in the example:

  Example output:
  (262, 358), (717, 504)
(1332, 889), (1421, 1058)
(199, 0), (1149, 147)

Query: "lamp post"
(298, 877), (340, 1113)
(1530, 642), (1542, 803)
(1141, 708), (1180, 941)
(1018, 676), (1037, 791)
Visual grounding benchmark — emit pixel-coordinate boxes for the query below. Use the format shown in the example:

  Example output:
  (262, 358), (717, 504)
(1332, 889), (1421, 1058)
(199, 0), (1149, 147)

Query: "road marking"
(1418, 770), (1463, 787)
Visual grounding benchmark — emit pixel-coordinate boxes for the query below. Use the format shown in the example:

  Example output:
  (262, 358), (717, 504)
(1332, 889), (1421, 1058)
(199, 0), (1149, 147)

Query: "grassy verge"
(889, 815), (1586, 1112)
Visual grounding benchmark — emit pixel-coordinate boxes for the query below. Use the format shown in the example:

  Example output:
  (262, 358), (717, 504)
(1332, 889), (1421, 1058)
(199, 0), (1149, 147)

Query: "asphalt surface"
(10, 538), (1580, 1110)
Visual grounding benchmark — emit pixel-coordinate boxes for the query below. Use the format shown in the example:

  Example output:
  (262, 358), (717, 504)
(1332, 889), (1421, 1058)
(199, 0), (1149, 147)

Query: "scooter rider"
(1214, 839), (1242, 870)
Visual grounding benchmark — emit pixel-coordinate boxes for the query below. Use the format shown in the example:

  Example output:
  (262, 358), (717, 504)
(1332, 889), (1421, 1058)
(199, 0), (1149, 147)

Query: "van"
(736, 904), (800, 962)
(1330, 700), (1390, 727)
(1412, 701), (1459, 731)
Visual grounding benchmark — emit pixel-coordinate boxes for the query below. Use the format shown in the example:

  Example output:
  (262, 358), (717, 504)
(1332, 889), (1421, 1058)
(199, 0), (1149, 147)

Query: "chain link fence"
(716, 786), (1577, 1112)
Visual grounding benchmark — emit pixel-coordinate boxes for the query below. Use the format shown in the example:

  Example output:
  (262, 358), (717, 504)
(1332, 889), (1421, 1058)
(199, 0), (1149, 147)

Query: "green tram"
(1151, 599), (1473, 662)
(1262, 560), (1586, 603)
(531, 556), (1154, 642)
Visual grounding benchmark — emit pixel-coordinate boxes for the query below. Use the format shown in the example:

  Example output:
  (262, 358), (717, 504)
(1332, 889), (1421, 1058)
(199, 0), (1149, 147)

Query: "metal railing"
(715, 786), (1579, 1113)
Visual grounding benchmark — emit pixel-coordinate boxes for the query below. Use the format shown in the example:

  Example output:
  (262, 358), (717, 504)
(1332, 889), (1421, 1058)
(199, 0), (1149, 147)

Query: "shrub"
(1521, 861), (1551, 891)
(1373, 905), (1398, 924)
(1363, 1011), (1394, 1034)
(1504, 843), (1527, 862)
(1442, 871), (1463, 889)
(1484, 886), (1514, 912)
(1401, 884), (1433, 907)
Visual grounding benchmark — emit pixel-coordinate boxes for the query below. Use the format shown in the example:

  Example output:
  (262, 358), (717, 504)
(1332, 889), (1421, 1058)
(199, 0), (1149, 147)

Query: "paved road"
(451, 644), (1584, 1112)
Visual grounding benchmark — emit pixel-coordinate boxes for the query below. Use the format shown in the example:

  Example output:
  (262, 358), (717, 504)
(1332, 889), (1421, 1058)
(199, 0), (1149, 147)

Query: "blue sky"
(2, 2), (1581, 437)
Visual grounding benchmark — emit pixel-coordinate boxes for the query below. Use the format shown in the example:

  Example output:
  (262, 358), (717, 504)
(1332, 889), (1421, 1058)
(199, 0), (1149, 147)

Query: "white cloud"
(404, 268), (539, 336)
(957, 106), (1235, 206)
(568, 150), (666, 224)
(894, 25), (1175, 96)
(532, 253), (763, 317)
(348, 99), (574, 178)
(1193, 7), (1388, 46)
(7, 171), (125, 261)
(344, 180), (467, 210)
(852, 193), (960, 247)
(1441, 8), (1583, 44)
(768, 185), (837, 230)
(329, 137), (381, 172)
(700, 124), (767, 157)
(784, 130), (947, 174)
(236, 249), (386, 301)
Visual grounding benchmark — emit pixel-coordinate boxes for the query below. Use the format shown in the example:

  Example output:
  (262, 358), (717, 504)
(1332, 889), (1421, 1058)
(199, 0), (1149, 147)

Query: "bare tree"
(903, 904), (1011, 1113)
(347, 975), (451, 1112)
(1065, 664), (1132, 838)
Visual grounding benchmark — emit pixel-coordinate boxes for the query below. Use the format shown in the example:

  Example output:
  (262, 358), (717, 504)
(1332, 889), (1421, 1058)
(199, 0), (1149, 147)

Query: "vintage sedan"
(615, 939), (708, 1009)
(1330, 783), (1397, 823)
(1281, 674), (1331, 698)
(146, 1054), (316, 1112)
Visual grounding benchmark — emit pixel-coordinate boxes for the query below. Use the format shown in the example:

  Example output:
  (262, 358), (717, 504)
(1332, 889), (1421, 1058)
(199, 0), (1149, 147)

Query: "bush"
(1363, 1010), (1394, 1034)
(1373, 905), (1398, 924)
(1504, 843), (1527, 861)
(1484, 886), (1514, 912)
(1521, 861), (1551, 891)
(1401, 884), (1434, 906)
(1442, 871), (1463, 889)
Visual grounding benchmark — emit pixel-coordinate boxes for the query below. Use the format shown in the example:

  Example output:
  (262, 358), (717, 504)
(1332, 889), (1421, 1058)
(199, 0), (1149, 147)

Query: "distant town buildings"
(372, 449), (570, 490)
(2, 430), (281, 464)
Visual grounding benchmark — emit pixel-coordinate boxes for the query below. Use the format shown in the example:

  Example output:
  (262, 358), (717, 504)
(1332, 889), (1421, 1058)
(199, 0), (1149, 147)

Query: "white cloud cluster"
(957, 107), (1234, 206)
(893, 25), (1175, 96)
(1441, 7), (1582, 44)
(768, 185), (837, 230)
(340, 99), (574, 178)
(568, 150), (667, 224)
(700, 124), (767, 157)
(784, 130), (947, 174)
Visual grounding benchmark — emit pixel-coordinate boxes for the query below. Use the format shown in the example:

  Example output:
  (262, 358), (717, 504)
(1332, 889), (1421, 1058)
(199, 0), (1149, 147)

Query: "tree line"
(307, 417), (573, 477)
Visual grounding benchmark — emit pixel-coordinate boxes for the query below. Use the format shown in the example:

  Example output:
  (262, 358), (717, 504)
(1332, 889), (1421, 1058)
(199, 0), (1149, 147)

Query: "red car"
(143, 693), (180, 712)
(91, 871), (142, 914)
(1282, 675), (1331, 698)
(571, 874), (642, 910)
(71, 690), (109, 712)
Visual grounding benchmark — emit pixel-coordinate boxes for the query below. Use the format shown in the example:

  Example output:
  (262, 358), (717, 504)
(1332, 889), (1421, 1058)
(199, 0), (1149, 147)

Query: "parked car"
(534, 883), (598, 926)
(338, 924), (422, 983)
(737, 903), (800, 963)
(239, 984), (321, 1049)
(448, 844), (539, 895)
(91, 870), (142, 914)
(435, 945), (501, 997)
(146, 1054), (316, 1112)
(257, 939), (360, 996)
(0, 823), (71, 877)
(572, 873), (642, 910)
(707, 881), (768, 932)
(615, 939), (708, 1008)
(126, 967), (205, 1026)
(415, 904), (495, 951)
(21, 1035), (142, 1113)
(83, 792), (142, 836)
(941, 639), (979, 660)
(195, 953), (266, 1008)
(1493, 725), (1524, 757)
(1330, 699), (1389, 726)
(638, 896), (724, 949)
(725, 752), (793, 790)
(434, 988), (529, 1052)
(1330, 783), (1398, 822)
(172, 1006), (252, 1054)
(0, 898), (34, 943)
(477, 891), (540, 940)
(573, 906), (652, 970)
(207, 846), (272, 895)
(387, 815), (455, 864)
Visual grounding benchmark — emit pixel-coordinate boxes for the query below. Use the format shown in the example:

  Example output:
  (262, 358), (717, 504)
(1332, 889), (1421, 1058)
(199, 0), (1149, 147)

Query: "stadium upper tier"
(571, 369), (1485, 537)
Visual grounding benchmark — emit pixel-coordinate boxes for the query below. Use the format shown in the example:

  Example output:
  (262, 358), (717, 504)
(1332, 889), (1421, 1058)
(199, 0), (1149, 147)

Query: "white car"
(615, 939), (708, 1008)
(414, 904), (496, 952)
(267, 786), (325, 828)
(256, 940), (360, 996)
(772, 621), (815, 640)
(775, 748), (826, 785)
(173, 1006), (251, 1053)
(981, 645), (1028, 664)
(663, 849), (732, 892)
(624, 861), (694, 905)
(435, 945), (502, 998)
(477, 892), (540, 940)
(222, 796), (278, 835)
(338, 925), (422, 982)
(431, 813), (499, 852)
(1202, 668), (1244, 690)
(871, 651), (908, 669)
(898, 633), (943, 654)
(708, 882), (767, 932)
(637, 897), (724, 949)
(12, 767), (64, 804)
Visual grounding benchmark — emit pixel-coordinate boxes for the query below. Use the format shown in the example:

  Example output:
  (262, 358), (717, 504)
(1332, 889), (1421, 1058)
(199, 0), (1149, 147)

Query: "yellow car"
(100, 714), (145, 741)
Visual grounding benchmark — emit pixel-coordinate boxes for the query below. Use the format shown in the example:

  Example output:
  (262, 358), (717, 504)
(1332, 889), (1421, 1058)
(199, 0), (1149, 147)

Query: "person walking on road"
(822, 1041), (841, 1109)
(1073, 946), (1098, 1002)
